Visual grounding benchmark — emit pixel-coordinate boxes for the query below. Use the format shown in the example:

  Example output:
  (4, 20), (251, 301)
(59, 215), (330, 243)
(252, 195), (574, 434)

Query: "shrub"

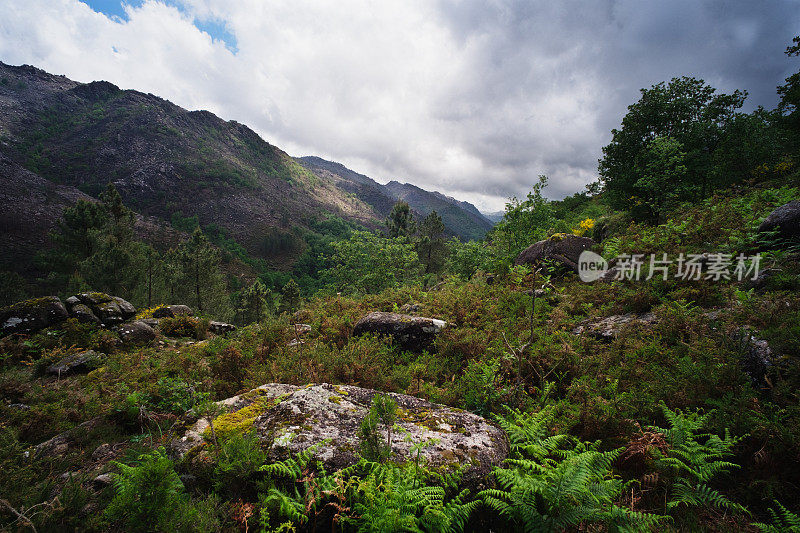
(104, 447), (186, 531)
(159, 315), (205, 339)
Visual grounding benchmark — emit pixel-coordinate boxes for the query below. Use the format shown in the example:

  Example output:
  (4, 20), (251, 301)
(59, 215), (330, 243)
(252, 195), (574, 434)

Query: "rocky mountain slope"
(299, 156), (494, 240)
(0, 62), (378, 265)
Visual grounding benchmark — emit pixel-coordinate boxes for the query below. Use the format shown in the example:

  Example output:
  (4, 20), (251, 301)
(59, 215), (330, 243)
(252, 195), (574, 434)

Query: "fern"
(479, 408), (665, 532)
(753, 500), (800, 532)
(104, 446), (186, 531)
(653, 402), (748, 515)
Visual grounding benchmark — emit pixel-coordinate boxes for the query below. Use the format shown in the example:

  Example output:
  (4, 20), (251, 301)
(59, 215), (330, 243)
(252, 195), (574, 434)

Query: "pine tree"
(416, 211), (447, 275)
(278, 279), (300, 315)
(386, 201), (416, 239)
(172, 228), (230, 318)
(239, 278), (272, 324)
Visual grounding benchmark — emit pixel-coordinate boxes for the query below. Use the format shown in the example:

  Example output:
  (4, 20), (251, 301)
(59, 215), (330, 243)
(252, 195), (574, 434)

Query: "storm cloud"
(0, 0), (798, 210)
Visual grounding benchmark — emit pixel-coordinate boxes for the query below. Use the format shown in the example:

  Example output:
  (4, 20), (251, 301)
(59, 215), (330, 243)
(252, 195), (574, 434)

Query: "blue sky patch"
(80, 0), (238, 53)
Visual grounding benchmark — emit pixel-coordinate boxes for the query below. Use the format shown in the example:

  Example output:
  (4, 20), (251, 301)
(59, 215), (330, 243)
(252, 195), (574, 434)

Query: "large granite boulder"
(117, 320), (156, 345)
(758, 200), (800, 240)
(353, 312), (447, 352)
(46, 350), (103, 376)
(515, 234), (595, 272)
(152, 305), (193, 318)
(0, 296), (69, 336)
(73, 293), (136, 326)
(171, 383), (508, 486)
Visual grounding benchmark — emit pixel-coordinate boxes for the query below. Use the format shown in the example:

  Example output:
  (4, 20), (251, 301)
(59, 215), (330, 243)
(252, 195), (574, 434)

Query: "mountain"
(0, 62), (380, 269)
(481, 211), (505, 224)
(299, 156), (493, 240)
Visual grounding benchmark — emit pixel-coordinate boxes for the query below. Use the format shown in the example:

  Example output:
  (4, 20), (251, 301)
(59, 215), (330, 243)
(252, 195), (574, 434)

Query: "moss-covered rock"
(0, 296), (68, 336)
(170, 383), (508, 486)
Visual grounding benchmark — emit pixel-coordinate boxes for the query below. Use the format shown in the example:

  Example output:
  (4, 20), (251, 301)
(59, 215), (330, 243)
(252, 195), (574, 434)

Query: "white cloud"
(0, 0), (798, 211)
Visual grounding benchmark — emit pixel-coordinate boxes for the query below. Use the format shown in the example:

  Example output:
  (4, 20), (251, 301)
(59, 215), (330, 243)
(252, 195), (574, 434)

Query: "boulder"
(171, 383), (508, 486)
(738, 328), (775, 389)
(353, 312), (447, 351)
(152, 305), (193, 318)
(758, 200), (800, 240)
(515, 234), (595, 272)
(69, 303), (100, 325)
(208, 321), (236, 335)
(46, 350), (103, 376)
(74, 293), (136, 326)
(573, 313), (658, 339)
(0, 296), (69, 336)
(117, 320), (156, 345)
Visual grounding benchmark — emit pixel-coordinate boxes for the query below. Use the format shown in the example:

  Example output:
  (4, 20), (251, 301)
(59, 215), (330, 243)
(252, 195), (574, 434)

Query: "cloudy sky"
(0, 0), (798, 211)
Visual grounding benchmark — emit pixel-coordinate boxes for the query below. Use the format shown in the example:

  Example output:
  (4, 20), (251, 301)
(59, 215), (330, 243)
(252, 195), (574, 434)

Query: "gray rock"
(74, 293), (136, 326)
(139, 318), (159, 328)
(9, 403), (30, 411)
(171, 383), (508, 486)
(737, 328), (775, 389)
(152, 305), (193, 318)
(34, 418), (102, 457)
(93, 473), (113, 488)
(573, 313), (658, 339)
(515, 234), (595, 272)
(353, 312), (447, 352)
(398, 303), (421, 314)
(758, 200), (800, 240)
(91, 443), (113, 461)
(65, 296), (80, 308)
(117, 320), (155, 345)
(0, 296), (69, 336)
(69, 303), (100, 325)
(208, 321), (236, 335)
(46, 350), (103, 376)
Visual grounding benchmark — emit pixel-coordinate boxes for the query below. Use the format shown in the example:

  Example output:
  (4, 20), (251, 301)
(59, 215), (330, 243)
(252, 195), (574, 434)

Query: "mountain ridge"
(299, 156), (493, 240)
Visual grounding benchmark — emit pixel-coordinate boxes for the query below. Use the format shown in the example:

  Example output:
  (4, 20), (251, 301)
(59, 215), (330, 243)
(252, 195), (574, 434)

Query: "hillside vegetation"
(0, 37), (799, 533)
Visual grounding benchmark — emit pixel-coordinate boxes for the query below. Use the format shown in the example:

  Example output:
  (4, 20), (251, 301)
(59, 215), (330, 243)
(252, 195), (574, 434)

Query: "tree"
(173, 228), (229, 318)
(490, 175), (554, 262)
(321, 231), (421, 294)
(416, 211), (447, 275)
(240, 278), (273, 323)
(385, 201), (416, 239)
(599, 77), (746, 219)
(278, 279), (300, 315)
(633, 136), (689, 222)
(777, 36), (800, 151)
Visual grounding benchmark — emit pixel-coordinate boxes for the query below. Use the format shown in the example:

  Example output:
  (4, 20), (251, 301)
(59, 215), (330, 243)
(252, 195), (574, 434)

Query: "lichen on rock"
(171, 383), (508, 486)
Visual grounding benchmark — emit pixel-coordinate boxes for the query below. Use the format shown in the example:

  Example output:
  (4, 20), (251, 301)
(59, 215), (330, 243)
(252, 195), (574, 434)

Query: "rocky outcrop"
(73, 293), (136, 326)
(153, 305), (193, 318)
(208, 321), (236, 335)
(515, 234), (595, 272)
(758, 200), (800, 240)
(45, 350), (103, 376)
(353, 312), (447, 351)
(171, 383), (508, 485)
(69, 303), (100, 324)
(117, 320), (156, 345)
(0, 296), (69, 336)
(573, 313), (658, 339)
